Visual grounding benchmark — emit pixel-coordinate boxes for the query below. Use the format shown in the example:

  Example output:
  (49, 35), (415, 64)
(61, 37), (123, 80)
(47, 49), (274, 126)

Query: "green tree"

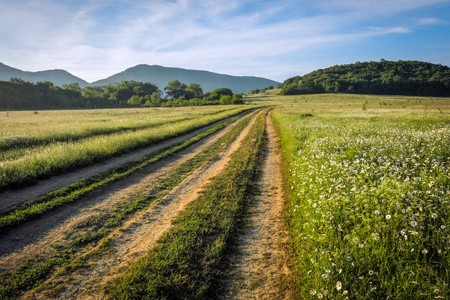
(149, 91), (162, 106)
(220, 95), (232, 105)
(81, 86), (105, 100)
(164, 79), (186, 99)
(127, 95), (143, 105)
(62, 83), (81, 92)
(208, 88), (233, 100)
(231, 94), (244, 104)
(185, 83), (203, 99)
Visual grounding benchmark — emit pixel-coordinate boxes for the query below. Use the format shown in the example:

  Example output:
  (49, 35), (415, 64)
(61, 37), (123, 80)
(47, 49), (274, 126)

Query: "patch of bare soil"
(18, 111), (262, 300)
(0, 111), (251, 213)
(220, 111), (293, 300)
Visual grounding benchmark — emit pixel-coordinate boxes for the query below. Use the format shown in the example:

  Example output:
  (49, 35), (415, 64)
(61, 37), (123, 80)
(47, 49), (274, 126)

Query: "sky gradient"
(1, 0), (449, 83)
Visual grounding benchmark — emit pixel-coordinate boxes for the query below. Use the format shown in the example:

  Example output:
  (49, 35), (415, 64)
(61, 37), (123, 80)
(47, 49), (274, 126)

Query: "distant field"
(270, 93), (449, 299)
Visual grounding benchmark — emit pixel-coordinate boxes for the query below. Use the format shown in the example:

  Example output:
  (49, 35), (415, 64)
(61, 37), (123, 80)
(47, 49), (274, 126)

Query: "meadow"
(0, 107), (230, 153)
(0, 94), (449, 299)
(0, 106), (249, 190)
(270, 93), (450, 299)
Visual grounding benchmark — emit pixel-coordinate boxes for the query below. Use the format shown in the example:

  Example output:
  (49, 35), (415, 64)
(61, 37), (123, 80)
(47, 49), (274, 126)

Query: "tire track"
(17, 111), (262, 299)
(220, 111), (293, 299)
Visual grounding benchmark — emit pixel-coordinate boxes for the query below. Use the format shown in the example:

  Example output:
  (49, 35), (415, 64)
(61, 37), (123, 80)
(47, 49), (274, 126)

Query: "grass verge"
(107, 109), (267, 299)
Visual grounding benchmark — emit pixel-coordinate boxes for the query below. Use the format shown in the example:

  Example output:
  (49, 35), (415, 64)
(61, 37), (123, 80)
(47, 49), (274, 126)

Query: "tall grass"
(0, 114), (248, 231)
(271, 94), (449, 299)
(0, 107), (232, 152)
(0, 107), (251, 191)
(0, 107), (238, 166)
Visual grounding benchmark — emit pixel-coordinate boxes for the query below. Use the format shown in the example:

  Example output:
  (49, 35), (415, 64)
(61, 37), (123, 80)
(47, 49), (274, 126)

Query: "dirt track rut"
(0, 112), (253, 264)
(12, 111), (261, 299)
(25, 110), (262, 300)
(220, 111), (293, 299)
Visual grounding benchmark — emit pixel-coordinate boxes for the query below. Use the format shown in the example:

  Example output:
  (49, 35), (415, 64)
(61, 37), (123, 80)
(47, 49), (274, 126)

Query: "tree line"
(279, 60), (450, 96)
(0, 78), (245, 110)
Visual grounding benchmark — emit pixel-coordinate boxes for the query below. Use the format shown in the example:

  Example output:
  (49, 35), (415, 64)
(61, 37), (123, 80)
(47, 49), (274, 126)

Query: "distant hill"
(279, 60), (450, 96)
(0, 62), (279, 94)
(91, 64), (279, 93)
(0, 62), (88, 87)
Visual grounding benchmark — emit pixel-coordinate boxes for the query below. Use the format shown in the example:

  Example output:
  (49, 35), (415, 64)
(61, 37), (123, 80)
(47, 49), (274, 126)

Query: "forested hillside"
(279, 60), (450, 96)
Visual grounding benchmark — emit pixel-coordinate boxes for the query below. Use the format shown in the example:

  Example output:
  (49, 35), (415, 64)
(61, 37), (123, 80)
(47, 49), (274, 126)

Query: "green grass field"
(0, 106), (250, 190)
(269, 93), (449, 299)
(0, 95), (448, 299)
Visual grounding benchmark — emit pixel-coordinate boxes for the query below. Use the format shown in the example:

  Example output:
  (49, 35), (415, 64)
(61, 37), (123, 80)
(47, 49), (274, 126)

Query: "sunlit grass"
(0, 107), (233, 153)
(270, 93), (450, 299)
(0, 106), (251, 190)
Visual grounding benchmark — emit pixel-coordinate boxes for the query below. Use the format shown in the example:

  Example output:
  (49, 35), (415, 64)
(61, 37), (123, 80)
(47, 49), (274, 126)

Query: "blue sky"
(1, 0), (449, 83)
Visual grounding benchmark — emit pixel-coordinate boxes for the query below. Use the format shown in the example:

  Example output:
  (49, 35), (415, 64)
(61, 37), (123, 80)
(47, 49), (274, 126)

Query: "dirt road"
(20, 111), (263, 300)
(0, 109), (293, 299)
(219, 111), (293, 300)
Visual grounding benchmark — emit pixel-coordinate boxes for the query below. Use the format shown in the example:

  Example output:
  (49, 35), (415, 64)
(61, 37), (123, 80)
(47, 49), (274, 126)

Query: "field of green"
(0, 94), (449, 299)
(270, 93), (449, 299)
(0, 106), (249, 191)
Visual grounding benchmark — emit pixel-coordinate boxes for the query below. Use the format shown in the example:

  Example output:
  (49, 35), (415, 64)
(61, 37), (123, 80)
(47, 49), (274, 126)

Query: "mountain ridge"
(0, 62), (89, 87)
(0, 62), (279, 94)
(90, 64), (279, 93)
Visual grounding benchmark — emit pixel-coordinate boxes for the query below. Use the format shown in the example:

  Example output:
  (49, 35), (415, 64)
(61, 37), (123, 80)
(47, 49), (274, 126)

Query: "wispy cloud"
(326, 0), (449, 15)
(417, 18), (443, 25)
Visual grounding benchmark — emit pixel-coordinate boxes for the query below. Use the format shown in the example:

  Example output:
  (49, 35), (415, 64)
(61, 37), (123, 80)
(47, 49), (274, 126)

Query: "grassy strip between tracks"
(0, 111), (257, 300)
(107, 109), (268, 300)
(0, 110), (254, 232)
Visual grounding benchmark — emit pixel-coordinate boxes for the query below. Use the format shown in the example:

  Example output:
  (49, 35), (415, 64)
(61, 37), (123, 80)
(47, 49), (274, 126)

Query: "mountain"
(0, 63), (279, 94)
(0, 62), (88, 87)
(279, 60), (450, 96)
(90, 64), (279, 93)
